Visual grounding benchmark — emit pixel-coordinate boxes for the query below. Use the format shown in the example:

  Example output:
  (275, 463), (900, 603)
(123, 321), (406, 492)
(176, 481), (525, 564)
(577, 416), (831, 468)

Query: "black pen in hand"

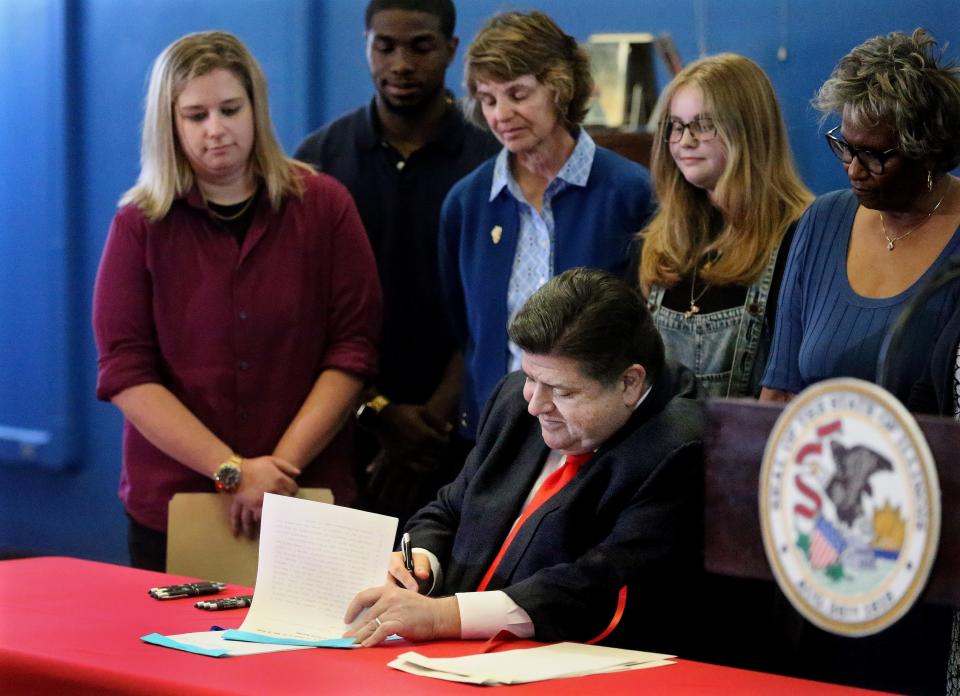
(401, 532), (414, 574)
(395, 531), (419, 589)
(401, 532), (432, 594)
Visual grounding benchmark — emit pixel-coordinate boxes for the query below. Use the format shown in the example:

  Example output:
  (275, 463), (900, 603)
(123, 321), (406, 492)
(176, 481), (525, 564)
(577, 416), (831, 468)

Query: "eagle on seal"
(827, 442), (893, 526)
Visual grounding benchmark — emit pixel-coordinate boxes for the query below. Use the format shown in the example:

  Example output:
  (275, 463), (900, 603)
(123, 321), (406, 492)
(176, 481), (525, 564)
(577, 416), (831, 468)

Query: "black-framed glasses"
(825, 126), (898, 175)
(664, 116), (717, 143)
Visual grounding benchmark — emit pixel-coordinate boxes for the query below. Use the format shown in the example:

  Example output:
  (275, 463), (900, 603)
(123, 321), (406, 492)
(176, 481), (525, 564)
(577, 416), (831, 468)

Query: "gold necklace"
(879, 191), (947, 250)
(208, 193), (256, 221)
(685, 266), (712, 319)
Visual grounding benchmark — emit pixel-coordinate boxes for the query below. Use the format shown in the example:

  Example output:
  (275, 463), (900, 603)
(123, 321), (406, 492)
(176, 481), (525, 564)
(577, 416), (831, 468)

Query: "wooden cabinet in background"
(587, 129), (655, 169)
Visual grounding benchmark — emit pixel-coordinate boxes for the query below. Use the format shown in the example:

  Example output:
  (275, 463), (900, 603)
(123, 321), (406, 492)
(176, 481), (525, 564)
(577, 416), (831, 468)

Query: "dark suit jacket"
(406, 361), (704, 649)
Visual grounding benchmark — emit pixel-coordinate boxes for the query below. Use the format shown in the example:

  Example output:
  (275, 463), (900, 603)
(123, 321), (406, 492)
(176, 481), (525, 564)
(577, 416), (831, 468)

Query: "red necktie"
(476, 451), (592, 592)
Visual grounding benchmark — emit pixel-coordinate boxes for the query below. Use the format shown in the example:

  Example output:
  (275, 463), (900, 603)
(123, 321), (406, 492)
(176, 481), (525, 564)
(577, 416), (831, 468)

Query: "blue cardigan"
(439, 146), (654, 438)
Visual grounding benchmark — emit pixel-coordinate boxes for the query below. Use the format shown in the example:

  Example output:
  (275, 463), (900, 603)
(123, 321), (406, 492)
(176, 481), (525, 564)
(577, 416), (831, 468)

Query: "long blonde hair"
(120, 31), (309, 221)
(639, 53), (812, 292)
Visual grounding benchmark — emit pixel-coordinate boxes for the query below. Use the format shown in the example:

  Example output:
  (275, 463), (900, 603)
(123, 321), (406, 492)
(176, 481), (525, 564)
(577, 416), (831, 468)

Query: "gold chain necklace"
(685, 264), (712, 319)
(208, 193), (256, 221)
(879, 191), (947, 251)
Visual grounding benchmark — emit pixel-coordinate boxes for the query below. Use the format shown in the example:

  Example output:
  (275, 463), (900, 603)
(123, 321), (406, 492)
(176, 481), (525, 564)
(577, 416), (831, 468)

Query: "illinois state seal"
(759, 378), (940, 636)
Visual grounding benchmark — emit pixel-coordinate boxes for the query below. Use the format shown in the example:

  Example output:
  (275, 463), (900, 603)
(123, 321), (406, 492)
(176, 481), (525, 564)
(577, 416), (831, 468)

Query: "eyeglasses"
(664, 117), (717, 143)
(825, 126), (899, 175)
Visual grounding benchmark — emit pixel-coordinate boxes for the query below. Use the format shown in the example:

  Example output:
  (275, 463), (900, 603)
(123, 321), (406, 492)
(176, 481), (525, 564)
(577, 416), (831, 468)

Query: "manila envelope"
(166, 488), (334, 587)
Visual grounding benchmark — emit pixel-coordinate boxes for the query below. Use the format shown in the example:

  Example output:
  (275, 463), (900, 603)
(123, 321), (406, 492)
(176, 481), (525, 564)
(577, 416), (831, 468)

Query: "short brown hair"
(508, 268), (665, 387)
(463, 11), (592, 131)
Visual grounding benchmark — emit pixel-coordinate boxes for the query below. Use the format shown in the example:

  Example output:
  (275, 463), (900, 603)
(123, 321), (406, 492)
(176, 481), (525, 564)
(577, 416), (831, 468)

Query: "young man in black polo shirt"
(295, 0), (498, 529)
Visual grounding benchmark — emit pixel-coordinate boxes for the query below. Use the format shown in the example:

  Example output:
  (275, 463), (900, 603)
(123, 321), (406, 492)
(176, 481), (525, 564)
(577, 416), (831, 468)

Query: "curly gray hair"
(814, 28), (960, 173)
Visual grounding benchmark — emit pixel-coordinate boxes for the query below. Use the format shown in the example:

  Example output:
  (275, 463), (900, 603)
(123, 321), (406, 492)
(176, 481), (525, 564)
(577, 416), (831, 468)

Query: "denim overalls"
(647, 240), (781, 398)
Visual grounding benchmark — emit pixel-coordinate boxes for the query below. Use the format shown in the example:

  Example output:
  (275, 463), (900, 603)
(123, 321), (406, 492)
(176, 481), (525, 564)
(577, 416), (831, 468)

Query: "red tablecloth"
(0, 557), (886, 695)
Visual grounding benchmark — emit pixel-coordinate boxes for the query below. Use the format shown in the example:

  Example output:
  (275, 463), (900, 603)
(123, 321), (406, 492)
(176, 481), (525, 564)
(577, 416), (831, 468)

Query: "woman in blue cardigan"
(439, 11), (653, 440)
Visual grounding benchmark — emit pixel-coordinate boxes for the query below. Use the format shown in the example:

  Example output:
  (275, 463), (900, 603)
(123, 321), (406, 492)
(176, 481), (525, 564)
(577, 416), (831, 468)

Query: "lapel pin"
(491, 225), (502, 245)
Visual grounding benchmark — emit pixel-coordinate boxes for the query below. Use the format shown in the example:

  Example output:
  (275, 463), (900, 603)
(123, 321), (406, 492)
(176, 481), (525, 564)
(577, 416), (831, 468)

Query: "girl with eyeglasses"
(629, 52), (813, 676)
(761, 28), (960, 406)
(634, 53), (812, 398)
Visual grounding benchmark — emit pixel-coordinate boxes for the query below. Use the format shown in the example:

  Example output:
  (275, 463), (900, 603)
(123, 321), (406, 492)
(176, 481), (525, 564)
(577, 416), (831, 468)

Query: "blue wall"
(0, 0), (956, 564)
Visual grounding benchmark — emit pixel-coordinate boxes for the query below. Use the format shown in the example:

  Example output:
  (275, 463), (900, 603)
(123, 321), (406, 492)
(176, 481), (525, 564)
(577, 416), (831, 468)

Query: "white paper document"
(388, 642), (676, 685)
(237, 493), (398, 641)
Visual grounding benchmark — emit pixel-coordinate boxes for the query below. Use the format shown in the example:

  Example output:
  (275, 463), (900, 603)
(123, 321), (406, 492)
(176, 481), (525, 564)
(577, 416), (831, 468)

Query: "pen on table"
(148, 581), (225, 600)
(401, 532), (414, 574)
(195, 595), (253, 611)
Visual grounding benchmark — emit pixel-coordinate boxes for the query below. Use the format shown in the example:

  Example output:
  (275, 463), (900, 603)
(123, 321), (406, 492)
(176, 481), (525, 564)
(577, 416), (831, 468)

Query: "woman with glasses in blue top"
(761, 28), (960, 406)
(761, 28), (960, 695)
(635, 53), (812, 399)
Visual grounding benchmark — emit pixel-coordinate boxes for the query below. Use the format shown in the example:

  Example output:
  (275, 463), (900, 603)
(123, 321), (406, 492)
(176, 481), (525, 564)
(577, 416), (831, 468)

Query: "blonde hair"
(120, 31), (309, 221)
(639, 53), (812, 292)
(463, 11), (592, 132)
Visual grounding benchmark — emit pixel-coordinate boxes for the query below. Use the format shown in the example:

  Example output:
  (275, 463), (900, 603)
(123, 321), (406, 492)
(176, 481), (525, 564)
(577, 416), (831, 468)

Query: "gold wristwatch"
(214, 454), (243, 493)
(355, 394), (391, 429)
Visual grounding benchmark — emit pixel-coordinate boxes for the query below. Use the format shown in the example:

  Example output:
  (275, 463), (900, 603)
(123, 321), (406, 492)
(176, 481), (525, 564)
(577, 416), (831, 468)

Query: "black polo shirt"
(295, 98), (500, 403)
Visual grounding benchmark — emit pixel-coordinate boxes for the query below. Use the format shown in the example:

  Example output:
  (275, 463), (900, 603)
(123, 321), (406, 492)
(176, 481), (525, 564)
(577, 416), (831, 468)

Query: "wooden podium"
(704, 398), (960, 606)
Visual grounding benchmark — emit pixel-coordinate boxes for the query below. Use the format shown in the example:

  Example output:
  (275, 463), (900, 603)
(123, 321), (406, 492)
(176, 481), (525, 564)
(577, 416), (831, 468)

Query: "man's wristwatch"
(355, 394), (391, 430)
(214, 454), (243, 493)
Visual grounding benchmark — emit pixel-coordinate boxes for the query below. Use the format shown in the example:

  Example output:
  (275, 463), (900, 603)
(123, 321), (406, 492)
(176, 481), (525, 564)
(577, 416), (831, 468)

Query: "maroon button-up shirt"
(94, 170), (381, 532)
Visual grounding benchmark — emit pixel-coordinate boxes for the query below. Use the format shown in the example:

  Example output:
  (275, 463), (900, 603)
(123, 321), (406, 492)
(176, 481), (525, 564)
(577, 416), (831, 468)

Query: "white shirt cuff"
(455, 591), (534, 639)
(415, 547), (442, 595)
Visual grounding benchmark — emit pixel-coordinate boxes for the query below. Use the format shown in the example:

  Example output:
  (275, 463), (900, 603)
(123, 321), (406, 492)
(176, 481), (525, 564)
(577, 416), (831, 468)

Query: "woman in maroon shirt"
(93, 31), (381, 570)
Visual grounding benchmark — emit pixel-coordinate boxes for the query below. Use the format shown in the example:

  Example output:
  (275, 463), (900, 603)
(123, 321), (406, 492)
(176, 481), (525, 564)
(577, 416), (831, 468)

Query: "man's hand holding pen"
(343, 531), (460, 647)
(389, 542), (432, 594)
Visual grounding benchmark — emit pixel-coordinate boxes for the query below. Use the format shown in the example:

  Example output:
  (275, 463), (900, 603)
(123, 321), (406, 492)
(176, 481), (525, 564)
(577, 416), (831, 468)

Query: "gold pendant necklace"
(685, 271), (711, 319)
(880, 191), (946, 250)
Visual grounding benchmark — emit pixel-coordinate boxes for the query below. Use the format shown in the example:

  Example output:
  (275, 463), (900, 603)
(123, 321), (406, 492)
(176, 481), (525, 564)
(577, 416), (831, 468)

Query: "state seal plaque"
(759, 378), (941, 636)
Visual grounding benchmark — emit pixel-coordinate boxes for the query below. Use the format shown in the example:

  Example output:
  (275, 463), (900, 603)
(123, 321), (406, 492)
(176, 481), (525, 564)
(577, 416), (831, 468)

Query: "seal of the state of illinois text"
(759, 378), (940, 636)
